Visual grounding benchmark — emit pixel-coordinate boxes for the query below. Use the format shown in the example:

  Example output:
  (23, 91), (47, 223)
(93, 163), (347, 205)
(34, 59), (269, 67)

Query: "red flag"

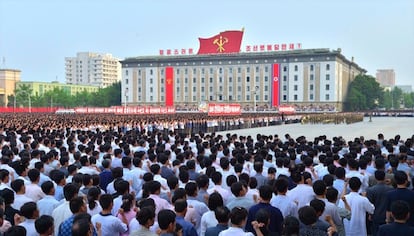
(165, 67), (174, 107)
(197, 30), (244, 54)
(272, 64), (280, 107)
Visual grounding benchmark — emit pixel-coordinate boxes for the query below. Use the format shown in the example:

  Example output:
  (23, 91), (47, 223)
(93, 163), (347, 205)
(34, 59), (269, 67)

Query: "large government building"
(121, 31), (366, 112)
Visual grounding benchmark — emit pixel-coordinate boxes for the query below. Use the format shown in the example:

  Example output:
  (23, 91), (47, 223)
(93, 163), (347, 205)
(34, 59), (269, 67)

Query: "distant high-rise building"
(65, 52), (121, 88)
(376, 69), (395, 87)
(0, 69), (21, 106)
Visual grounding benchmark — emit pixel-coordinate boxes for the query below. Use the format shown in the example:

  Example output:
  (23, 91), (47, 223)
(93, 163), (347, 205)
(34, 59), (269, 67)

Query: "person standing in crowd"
(344, 177), (375, 236)
(218, 207), (253, 236)
(367, 170), (393, 236)
(245, 185), (283, 235)
(378, 200), (414, 235)
(91, 194), (128, 236)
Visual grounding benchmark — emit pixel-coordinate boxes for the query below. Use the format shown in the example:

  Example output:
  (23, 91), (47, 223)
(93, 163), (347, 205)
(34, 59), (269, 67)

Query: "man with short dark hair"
(58, 196), (87, 236)
(344, 177), (375, 236)
(205, 206), (230, 236)
(130, 206), (157, 236)
(270, 177), (298, 218)
(174, 199), (197, 236)
(10, 179), (31, 210)
(218, 207), (253, 236)
(35, 215), (54, 236)
(226, 182), (254, 211)
(25, 169), (45, 202)
(385, 170), (414, 226)
(52, 183), (79, 235)
(18, 202), (39, 236)
(245, 184), (283, 234)
(378, 200), (414, 235)
(91, 194), (128, 236)
(367, 170), (393, 235)
(157, 209), (176, 236)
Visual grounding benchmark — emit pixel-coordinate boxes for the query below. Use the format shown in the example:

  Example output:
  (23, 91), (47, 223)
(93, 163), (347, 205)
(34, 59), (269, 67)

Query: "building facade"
(0, 69), (21, 106)
(65, 52), (121, 88)
(16, 81), (99, 96)
(376, 69), (395, 87)
(121, 49), (365, 111)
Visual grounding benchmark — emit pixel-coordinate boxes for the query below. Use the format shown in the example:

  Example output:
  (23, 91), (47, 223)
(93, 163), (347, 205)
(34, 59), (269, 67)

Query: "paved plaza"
(216, 117), (414, 142)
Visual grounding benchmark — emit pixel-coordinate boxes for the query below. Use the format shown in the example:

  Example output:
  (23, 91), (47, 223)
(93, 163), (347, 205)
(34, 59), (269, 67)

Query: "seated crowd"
(0, 116), (413, 236)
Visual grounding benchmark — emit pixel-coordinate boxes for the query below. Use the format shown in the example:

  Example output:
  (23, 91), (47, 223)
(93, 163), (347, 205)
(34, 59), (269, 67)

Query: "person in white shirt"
(91, 194), (128, 236)
(77, 156), (99, 175)
(25, 169), (45, 202)
(344, 177), (375, 236)
(287, 172), (315, 208)
(200, 192), (223, 236)
(207, 172), (231, 204)
(218, 206), (254, 236)
(10, 179), (32, 211)
(270, 178), (298, 218)
(18, 202), (39, 236)
(0, 169), (12, 191)
(52, 183), (79, 236)
(37, 181), (60, 216)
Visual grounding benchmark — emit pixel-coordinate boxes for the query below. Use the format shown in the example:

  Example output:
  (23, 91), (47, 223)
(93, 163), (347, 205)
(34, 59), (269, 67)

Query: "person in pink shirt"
(117, 194), (137, 236)
(25, 169), (45, 202)
(147, 181), (173, 216)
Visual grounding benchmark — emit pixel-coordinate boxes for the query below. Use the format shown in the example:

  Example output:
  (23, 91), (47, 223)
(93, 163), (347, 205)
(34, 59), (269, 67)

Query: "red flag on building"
(197, 29), (244, 54)
(165, 67), (174, 107)
(272, 64), (280, 107)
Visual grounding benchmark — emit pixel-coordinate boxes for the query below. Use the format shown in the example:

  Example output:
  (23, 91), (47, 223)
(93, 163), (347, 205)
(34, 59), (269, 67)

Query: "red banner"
(197, 30), (244, 55)
(272, 64), (280, 107)
(0, 107), (61, 113)
(74, 106), (176, 115)
(278, 105), (295, 114)
(165, 67), (174, 107)
(207, 103), (241, 116)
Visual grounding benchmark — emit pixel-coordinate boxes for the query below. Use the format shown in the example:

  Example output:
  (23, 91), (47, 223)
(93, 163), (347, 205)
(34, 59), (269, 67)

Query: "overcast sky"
(1, 0), (413, 86)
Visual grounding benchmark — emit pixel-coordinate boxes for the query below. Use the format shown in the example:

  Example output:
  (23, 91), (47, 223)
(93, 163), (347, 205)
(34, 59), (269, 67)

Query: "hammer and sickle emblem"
(167, 78), (172, 84)
(213, 36), (228, 53)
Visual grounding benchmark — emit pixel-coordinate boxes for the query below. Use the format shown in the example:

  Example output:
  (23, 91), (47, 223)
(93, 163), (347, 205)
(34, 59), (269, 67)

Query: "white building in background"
(65, 52), (121, 88)
(121, 48), (366, 111)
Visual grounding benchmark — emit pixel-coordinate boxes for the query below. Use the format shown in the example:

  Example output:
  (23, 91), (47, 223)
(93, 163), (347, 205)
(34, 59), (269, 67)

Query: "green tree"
(403, 93), (414, 108)
(345, 74), (383, 111)
(391, 87), (403, 109)
(14, 84), (33, 107)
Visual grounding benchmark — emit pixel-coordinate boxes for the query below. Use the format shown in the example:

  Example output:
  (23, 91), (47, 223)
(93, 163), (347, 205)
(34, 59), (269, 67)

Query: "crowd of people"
(0, 113), (412, 236)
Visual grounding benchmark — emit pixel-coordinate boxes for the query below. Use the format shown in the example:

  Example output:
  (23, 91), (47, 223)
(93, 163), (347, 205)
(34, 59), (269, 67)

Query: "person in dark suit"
(205, 206), (229, 236)
(378, 200), (414, 235)
(245, 185), (283, 234)
(367, 170), (393, 236)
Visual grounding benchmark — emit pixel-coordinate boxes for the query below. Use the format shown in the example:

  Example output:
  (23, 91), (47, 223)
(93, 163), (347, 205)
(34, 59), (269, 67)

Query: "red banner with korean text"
(74, 106), (176, 115)
(272, 64), (280, 107)
(165, 67), (174, 106)
(198, 30), (244, 54)
(278, 105), (295, 114)
(207, 103), (241, 116)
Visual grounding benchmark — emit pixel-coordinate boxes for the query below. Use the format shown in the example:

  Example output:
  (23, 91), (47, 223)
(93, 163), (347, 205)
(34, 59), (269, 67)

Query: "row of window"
(285, 84), (331, 91)
(125, 73), (330, 86)
(135, 94), (270, 102)
(282, 94), (330, 101)
(124, 63), (331, 76)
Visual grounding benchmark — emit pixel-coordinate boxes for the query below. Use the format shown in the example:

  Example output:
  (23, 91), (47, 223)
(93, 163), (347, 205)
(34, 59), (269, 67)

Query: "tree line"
(345, 74), (414, 111)
(7, 82), (121, 108)
(5, 76), (413, 111)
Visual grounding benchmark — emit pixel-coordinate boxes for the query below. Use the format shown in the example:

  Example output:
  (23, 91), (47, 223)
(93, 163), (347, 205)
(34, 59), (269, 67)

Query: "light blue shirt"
(226, 196), (255, 211)
(91, 213), (128, 236)
(38, 195), (61, 216)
